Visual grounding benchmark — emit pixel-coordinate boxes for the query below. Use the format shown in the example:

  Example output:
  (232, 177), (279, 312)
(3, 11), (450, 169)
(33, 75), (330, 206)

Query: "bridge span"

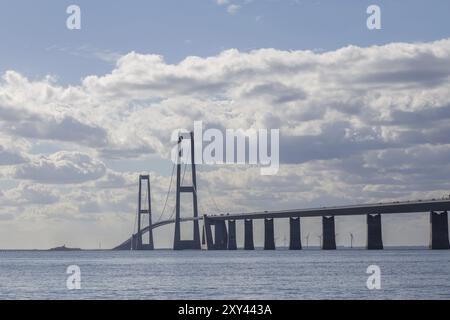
(204, 199), (450, 220)
(114, 198), (450, 250)
(114, 133), (450, 251)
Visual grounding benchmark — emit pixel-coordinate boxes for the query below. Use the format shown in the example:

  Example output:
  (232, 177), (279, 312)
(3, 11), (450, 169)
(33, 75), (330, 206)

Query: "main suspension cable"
(167, 162), (188, 221)
(155, 163), (176, 223)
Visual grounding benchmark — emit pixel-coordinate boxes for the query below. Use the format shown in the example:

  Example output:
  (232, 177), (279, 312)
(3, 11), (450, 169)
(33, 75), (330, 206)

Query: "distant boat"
(48, 245), (81, 251)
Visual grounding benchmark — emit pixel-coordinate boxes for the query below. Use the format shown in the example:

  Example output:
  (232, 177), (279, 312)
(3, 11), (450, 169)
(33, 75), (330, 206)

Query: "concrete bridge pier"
(131, 234), (138, 250)
(367, 214), (383, 250)
(228, 220), (237, 250)
(264, 218), (275, 250)
(244, 219), (255, 250)
(133, 233), (149, 250)
(136, 233), (142, 250)
(214, 220), (228, 250)
(289, 217), (302, 250)
(203, 216), (228, 250)
(202, 226), (206, 246)
(203, 216), (214, 250)
(430, 211), (450, 249)
(322, 216), (336, 250)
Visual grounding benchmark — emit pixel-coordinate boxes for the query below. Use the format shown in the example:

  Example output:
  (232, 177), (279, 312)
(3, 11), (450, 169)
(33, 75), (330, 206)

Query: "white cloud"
(1, 183), (59, 206)
(227, 4), (241, 14)
(0, 145), (27, 166)
(215, 0), (241, 15)
(1, 38), (450, 247)
(14, 151), (106, 184)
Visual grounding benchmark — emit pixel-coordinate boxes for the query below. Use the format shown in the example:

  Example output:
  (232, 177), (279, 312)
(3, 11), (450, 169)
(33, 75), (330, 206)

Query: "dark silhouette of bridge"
(114, 132), (450, 251)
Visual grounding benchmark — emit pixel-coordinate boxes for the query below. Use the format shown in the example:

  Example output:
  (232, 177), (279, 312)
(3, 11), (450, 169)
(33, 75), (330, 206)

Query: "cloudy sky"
(1, 0), (450, 249)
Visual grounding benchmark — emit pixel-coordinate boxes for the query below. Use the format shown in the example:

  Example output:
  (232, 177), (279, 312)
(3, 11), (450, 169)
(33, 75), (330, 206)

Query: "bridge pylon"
(135, 175), (154, 250)
(173, 132), (201, 250)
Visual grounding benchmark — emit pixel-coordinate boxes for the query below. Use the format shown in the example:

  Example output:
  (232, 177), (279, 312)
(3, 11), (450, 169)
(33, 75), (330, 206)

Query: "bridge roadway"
(114, 198), (450, 249)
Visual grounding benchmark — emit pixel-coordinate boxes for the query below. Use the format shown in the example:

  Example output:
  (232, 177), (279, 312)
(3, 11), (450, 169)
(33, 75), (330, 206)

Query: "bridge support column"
(289, 217), (302, 250)
(264, 218), (275, 250)
(228, 220), (237, 250)
(131, 234), (138, 250)
(322, 216), (336, 250)
(367, 214), (383, 250)
(203, 216), (228, 250)
(203, 216), (214, 250)
(244, 219), (254, 250)
(202, 225), (206, 246)
(214, 220), (228, 250)
(430, 211), (450, 250)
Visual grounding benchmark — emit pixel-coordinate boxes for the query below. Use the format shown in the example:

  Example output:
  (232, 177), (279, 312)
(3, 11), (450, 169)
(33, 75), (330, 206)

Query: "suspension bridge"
(114, 132), (450, 250)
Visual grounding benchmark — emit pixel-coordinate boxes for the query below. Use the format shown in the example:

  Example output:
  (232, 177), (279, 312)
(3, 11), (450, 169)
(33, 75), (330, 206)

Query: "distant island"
(48, 245), (82, 251)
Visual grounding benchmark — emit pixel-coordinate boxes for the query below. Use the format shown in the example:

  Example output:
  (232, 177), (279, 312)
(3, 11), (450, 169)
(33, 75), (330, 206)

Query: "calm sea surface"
(1, 249), (450, 300)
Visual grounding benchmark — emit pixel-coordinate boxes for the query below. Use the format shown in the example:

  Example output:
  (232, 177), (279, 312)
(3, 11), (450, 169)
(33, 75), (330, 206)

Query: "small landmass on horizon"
(48, 245), (82, 251)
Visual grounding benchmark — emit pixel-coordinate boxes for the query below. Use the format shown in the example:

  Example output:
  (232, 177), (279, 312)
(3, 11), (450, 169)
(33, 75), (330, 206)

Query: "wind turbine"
(274, 236), (280, 247)
(305, 233), (310, 248)
(349, 233), (354, 249)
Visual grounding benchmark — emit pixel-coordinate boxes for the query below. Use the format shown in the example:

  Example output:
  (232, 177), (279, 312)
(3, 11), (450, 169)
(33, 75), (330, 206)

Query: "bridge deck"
(113, 198), (450, 249)
(208, 199), (450, 221)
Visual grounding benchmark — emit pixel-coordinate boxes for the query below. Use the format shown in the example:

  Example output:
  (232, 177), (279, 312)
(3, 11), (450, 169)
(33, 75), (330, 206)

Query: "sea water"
(0, 249), (449, 300)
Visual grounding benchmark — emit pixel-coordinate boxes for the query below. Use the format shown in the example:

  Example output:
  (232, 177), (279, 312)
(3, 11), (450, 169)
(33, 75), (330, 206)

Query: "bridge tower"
(136, 175), (154, 250)
(173, 132), (201, 250)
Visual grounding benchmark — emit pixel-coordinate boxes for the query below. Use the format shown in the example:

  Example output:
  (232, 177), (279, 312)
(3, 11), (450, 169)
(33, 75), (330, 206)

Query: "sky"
(1, 0), (450, 249)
